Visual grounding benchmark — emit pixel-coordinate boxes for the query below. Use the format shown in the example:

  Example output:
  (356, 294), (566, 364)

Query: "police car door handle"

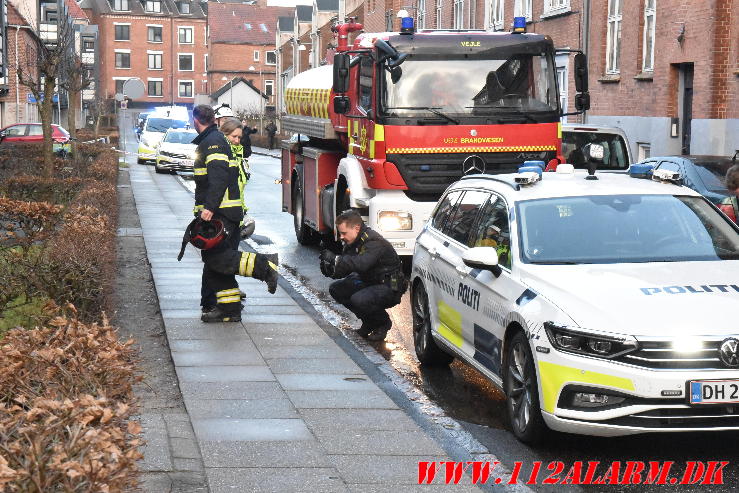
(456, 265), (471, 276)
(428, 247), (438, 257)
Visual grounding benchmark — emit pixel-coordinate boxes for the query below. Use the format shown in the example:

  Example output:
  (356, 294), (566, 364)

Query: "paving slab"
(328, 455), (449, 484)
(315, 430), (447, 456)
(170, 339), (258, 353)
(299, 409), (419, 433)
(275, 374), (376, 391)
(180, 381), (283, 400)
(286, 390), (399, 410)
(199, 440), (332, 468)
(191, 418), (313, 441)
(177, 365), (276, 382)
(266, 357), (365, 375)
(138, 413), (173, 472)
(251, 332), (334, 347)
(258, 344), (350, 360)
(172, 350), (265, 367)
(206, 467), (348, 493)
(186, 398), (299, 419)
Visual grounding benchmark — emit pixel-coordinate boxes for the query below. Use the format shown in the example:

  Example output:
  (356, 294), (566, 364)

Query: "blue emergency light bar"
(629, 163), (655, 179)
(400, 16), (415, 34)
(513, 16), (526, 33)
(518, 161), (545, 177)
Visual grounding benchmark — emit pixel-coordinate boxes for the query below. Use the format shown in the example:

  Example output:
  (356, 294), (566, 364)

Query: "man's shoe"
(201, 307), (241, 323)
(356, 322), (372, 338)
(239, 290), (246, 300)
(367, 321), (392, 342)
(201, 305), (216, 314)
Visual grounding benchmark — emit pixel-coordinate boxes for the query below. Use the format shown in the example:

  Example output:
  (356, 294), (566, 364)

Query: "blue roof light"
(513, 16), (526, 33)
(629, 163), (655, 179)
(400, 16), (415, 34)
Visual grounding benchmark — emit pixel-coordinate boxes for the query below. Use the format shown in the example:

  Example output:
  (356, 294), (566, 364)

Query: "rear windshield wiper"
(386, 106), (459, 125)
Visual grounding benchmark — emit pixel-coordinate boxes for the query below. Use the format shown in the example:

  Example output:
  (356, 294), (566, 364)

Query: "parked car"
(0, 123), (72, 155)
(411, 164), (739, 443)
(634, 155), (738, 223)
(562, 124), (632, 170)
(154, 128), (198, 174)
(137, 116), (188, 164)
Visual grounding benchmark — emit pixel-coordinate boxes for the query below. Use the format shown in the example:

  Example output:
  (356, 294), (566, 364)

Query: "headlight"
(544, 322), (638, 359)
(377, 211), (413, 231)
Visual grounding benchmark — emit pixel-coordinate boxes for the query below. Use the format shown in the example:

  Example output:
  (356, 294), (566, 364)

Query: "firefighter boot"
(356, 321), (372, 338)
(238, 252), (279, 294)
(367, 320), (392, 342)
(201, 306), (242, 323)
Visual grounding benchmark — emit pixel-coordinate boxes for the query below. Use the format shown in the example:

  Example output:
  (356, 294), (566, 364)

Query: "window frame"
(514, 0), (533, 22)
(453, 0), (465, 29)
(178, 1), (191, 14)
(178, 26), (194, 44)
(265, 50), (277, 66)
(641, 0), (656, 72)
(488, 0), (504, 31)
(113, 77), (128, 94)
(145, 0), (162, 13)
(178, 80), (194, 98)
(443, 189), (492, 247)
(418, 0), (426, 29)
(147, 78), (164, 97)
(264, 79), (274, 97)
(542, 0), (570, 18)
(114, 49), (131, 69)
(112, 0), (130, 11)
(147, 25), (163, 43)
(606, 0), (623, 74)
(436, 0), (443, 28)
(113, 23), (130, 41)
(178, 53), (194, 72)
(253, 50), (260, 62)
(470, 193), (513, 269)
(83, 39), (95, 52)
(147, 51), (163, 70)
(431, 189), (463, 233)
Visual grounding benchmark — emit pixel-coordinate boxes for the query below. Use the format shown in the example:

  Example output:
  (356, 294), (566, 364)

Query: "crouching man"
(320, 210), (407, 341)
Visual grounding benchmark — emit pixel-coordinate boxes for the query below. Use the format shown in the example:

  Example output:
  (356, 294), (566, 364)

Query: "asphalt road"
(172, 151), (739, 492)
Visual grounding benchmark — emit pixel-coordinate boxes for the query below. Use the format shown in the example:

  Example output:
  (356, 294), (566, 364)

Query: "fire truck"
(280, 16), (589, 255)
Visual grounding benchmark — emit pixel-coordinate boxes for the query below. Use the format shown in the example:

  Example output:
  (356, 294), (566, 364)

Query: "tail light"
(718, 201), (737, 223)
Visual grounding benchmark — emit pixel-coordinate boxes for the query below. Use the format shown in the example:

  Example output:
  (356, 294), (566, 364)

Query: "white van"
(562, 124), (632, 171)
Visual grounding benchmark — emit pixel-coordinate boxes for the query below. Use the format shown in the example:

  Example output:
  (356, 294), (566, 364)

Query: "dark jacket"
(334, 224), (403, 286)
(192, 124), (243, 224)
(240, 126), (258, 158)
(265, 122), (277, 135)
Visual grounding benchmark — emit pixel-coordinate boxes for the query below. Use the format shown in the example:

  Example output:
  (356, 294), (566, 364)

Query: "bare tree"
(16, 3), (78, 177)
(60, 56), (93, 163)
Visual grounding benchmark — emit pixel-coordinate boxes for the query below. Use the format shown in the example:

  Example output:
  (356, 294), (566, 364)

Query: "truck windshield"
(382, 54), (558, 121)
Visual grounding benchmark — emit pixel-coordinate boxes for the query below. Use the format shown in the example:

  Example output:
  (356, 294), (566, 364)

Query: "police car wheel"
(412, 283), (453, 366)
(505, 332), (546, 443)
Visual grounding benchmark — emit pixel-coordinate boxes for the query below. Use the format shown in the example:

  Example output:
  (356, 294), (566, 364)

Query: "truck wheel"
(412, 283), (453, 366)
(505, 331), (547, 444)
(293, 180), (318, 245)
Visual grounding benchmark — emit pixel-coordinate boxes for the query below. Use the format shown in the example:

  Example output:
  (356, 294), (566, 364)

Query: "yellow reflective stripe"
(220, 199), (242, 208)
(194, 168), (207, 176)
(205, 153), (229, 164)
(229, 160), (240, 167)
(193, 205), (204, 213)
(245, 252), (256, 276)
(217, 288), (241, 297)
(238, 252), (249, 276)
(218, 296), (242, 304)
(537, 361), (635, 413)
(436, 300), (463, 348)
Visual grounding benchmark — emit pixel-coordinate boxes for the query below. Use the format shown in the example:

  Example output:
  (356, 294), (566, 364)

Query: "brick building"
(82, 0), (208, 108)
(207, 3), (293, 111)
(0, 0), (39, 127)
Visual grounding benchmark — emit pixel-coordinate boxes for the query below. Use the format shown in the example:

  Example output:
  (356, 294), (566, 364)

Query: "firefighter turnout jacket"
(192, 124), (243, 224)
(334, 225), (407, 293)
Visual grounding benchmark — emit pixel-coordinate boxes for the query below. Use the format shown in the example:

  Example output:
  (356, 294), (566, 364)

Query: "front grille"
(387, 151), (554, 202)
(605, 406), (739, 429)
(161, 151), (189, 160)
(614, 337), (732, 370)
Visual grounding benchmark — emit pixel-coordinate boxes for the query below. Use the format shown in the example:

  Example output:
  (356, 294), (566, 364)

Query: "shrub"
(0, 198), (63, 246)
(1, 176), (84, 204)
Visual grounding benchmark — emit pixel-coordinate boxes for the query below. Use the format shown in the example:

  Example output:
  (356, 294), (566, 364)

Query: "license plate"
(182, 159), (194, 167)
(689, 379), (739, 404)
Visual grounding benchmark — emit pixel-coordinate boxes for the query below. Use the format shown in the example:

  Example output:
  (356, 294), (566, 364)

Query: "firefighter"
(320, 210), (407, 341)
(219, 117), (252, 229)
(190, 104), (279, 323)
(213, 103), (235, 126)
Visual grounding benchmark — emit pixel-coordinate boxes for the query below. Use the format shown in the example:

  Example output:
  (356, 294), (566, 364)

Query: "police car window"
(517, 194), (739, 264)
(444, 190), (489, 245)
(431, 190), (462, 232)
(472, 195), (511, 269)
(656, 161), (681, 173)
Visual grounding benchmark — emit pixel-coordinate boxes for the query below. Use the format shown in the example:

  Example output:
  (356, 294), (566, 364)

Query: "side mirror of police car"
(462, 247), (502, 278)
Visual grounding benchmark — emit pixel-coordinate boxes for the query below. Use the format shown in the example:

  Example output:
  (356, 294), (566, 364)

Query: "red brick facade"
(0, 3), (38, 126)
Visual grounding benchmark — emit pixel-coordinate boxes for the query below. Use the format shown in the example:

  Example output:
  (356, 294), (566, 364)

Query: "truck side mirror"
(575, 92), (590, 111)
(333, 53), (350, 93)
(574, 53), (588, 93)
(334, 96), (350, 114)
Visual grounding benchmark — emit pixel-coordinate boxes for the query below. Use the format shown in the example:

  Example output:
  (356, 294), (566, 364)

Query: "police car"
(154, 128), (198, 174)
(410, 161), (739, 443)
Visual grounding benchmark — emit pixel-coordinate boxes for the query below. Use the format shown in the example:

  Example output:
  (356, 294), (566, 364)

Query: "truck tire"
(293, 179), (318, 245)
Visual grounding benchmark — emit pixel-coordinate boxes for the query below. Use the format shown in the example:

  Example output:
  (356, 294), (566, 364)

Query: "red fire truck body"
(281, 21), (576, 255)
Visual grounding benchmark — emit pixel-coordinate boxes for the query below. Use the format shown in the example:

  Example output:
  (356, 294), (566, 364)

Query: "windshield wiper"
(529, 260), (582, 265)
(386, 106), (459, 125)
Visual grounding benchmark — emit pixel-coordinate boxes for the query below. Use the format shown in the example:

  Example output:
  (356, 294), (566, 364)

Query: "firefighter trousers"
(328, 273), (400, 328)
(200, 219), (276, 314)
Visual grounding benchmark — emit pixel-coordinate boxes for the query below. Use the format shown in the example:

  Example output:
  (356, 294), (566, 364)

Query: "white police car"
(410, 162), (739, 443)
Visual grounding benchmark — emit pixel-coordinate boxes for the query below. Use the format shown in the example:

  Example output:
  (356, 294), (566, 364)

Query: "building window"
(148, 26), (163, 43)
(489, 0), (504, 30)
(115, 79), (125, 94)
(265, 80), (274, 96)
(83, 39), (95, 52)
(178, 27), (193, 44)
(253, 50), (260, 62)
(453, 0), (464, 29)
(204, 54), (208, 72)
(637, 143), (651, 161)
(606, 0), (623, 74)
(642, 0), (656, 72)
(115, 51), (130, 69)
(543, 0), (570, 16)
(515, 0), (532, 21)
(112, 0), (130, 11)
(148, 79), (163, 96)
(114, 24), (130, 41)
(418, 0), (426, 29)
(145, 1), (161, 13)
(178, 54), (193, 71)
(148, 52), (163, 70)
(178, 81), (193, 98)
(266, 50), (276, 65)
(436, 0), (442, 28)
(556, 65), (568, 122)
(178, 1), (190, 14)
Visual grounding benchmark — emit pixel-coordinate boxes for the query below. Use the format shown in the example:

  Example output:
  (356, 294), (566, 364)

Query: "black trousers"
(201, 218), (240, 312)
(328, 273), (400, 327)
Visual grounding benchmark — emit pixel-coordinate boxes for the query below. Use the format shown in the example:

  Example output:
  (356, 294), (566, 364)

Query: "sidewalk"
(127, 153), (479, 491)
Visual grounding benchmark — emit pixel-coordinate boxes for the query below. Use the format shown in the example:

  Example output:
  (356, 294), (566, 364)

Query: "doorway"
(679, 63), (693, 155)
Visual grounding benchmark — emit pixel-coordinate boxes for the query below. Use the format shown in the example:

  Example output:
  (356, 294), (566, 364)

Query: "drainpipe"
(581, 0), (590, 123)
